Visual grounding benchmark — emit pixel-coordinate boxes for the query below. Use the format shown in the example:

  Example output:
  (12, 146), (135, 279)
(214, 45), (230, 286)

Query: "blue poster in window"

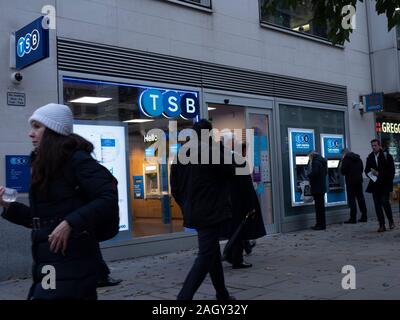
(133, 176), (144, 199)
(5, 155), (31, 192)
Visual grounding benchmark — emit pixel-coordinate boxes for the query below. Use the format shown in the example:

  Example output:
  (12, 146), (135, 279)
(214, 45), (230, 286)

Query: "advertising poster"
(321, 134), (347, 206)
(74, 123), (130, 232)
(133, 176), (144, 199)
(5, 155), (31, 192)
(288, 128), (315, 206)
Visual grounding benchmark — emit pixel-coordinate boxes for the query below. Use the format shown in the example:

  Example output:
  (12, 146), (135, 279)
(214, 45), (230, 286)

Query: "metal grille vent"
(58, 38), (347, 106)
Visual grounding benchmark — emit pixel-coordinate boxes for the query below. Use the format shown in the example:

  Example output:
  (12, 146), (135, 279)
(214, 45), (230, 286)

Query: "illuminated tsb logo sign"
(139, 89), (200, 120)
(376, 122), (400, 134)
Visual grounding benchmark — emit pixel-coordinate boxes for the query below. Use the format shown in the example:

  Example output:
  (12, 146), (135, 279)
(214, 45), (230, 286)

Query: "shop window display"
(63, 77), (194, 237)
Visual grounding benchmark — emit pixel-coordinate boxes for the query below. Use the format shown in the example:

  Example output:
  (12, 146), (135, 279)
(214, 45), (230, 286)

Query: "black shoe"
(244, 240), (256, 255)
(97, 276), (122, 288)
(344, 220), (356, 224)
(389, 221), (395, 230)
(358, 217), (368, 222)
(377, 226), (386, 232)
(232, 262), (252, 269)
(216, 294), (236, 301)
(311, 226), (326, 231)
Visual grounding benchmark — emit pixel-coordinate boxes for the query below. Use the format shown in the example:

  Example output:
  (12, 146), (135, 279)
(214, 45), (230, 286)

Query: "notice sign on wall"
(5, 155), (31, 192)
(7, 92), (26, 106)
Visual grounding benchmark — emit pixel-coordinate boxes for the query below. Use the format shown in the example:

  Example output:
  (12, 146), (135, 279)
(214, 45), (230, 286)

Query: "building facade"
(0, 0), (391, 280)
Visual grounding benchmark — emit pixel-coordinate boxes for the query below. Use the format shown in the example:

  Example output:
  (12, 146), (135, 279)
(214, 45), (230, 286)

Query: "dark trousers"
(95, 243), (110, 280)
(314, 193), (326, 228)
(372, 192), (394, 227)
(177, 223), (229, 300)
(347, 184), (367, 221)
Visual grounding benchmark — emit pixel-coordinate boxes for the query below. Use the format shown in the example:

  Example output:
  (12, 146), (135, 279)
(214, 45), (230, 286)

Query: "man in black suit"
(340, 148), (368, 223)
(170, 119), (235, 301)
(365, 139), (395, 232)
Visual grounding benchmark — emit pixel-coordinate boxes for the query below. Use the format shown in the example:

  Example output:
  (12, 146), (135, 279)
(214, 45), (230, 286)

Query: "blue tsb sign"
(15, 16), (49, 70)
(139, 88), (200, 120)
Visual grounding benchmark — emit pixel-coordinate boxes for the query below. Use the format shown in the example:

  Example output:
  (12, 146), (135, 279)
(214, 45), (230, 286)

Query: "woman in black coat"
(0, 103), (118, 300)
(224, 146), (266, 269)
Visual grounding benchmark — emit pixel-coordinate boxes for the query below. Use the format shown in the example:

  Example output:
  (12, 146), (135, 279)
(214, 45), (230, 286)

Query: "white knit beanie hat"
(29, 103), (73, 136)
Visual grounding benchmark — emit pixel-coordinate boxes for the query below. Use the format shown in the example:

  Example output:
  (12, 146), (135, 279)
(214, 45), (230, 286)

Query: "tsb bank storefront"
(62, 76), (200, 244)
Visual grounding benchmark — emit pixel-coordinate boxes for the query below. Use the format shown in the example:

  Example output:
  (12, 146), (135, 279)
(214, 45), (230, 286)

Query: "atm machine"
(321, 134), (347, 206)
(288, 128), (315, 206)
(143, 163), (160, 199)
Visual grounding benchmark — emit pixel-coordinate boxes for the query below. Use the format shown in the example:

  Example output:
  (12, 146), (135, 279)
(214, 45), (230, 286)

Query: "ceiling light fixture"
(123, 119), (155, 123)
(69, 97), (112, 104)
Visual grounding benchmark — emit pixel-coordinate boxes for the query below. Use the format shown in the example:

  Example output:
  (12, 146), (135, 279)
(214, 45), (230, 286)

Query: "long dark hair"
(31, 128), (93, 194)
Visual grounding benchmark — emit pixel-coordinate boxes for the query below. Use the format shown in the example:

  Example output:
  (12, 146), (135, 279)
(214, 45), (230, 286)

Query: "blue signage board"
(292, 131), (314, 153)
(15, 16), (49, 70)
(133, 176), (144, 199)
(320, 134), (347, 206)
(139, 88), (200, 120)
(365, 92), (384, 112)
(288, 128), (315, 206)
(5, 155), (31, 192)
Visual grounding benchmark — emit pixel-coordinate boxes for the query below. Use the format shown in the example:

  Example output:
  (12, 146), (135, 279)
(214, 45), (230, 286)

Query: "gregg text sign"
(16, 16), (49, 70)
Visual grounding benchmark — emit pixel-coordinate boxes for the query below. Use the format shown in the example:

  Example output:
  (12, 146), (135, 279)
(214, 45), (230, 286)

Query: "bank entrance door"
(246, 108), (277, 234)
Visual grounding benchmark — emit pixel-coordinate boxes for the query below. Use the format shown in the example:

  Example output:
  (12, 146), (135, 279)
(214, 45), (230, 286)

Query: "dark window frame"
(165, 0), (212, 11)
(258, 0), (341, 46)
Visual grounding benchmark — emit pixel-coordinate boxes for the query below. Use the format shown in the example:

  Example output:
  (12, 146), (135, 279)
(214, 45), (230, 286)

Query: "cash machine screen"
(295, 156), (309, 165)
(327, 160), (340, 168)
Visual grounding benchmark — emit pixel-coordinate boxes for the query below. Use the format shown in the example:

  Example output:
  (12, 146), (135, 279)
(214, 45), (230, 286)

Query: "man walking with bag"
(340, 148), (368, 223)
(365, 139), (395, 232)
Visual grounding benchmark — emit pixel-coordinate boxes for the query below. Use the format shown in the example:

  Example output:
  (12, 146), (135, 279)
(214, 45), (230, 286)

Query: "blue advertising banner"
(5, 155), (31, 192)
(288, 128), (315, 206)
(133, 176), (144, 199)
(15, 16), (49, 70)
(320, 134), (347, 206)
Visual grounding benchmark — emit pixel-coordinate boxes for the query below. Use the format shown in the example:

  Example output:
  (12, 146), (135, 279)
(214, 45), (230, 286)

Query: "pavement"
(1, 217), (400, 300)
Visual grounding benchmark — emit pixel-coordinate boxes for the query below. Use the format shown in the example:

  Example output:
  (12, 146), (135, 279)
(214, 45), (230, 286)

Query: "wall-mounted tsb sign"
(15, 16), (49, 70)
(139, 88), (200, 120)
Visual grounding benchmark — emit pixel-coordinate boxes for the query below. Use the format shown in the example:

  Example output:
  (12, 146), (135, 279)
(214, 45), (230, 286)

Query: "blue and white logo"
(139, 88), (199, 120)
(15, 16), (49, 70)
(17, 29), (40, 57)
(295, 134), (310, 144)
(327, 139), (340, 149)
(10, 157), (29, 166)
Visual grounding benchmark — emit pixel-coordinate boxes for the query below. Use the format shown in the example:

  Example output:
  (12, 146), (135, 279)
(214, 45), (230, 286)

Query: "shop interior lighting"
(69, 97), (112, 104)
(123, 119), (155, 123)
(145, 165), (157, 171)
(208, 107), (216, 110)
(293, 24), (310, 32)
(396, 7), (400, 11)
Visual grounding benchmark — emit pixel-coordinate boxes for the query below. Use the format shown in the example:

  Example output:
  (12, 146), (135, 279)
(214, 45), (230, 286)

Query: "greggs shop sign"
(139, 88), (200, 120)
(376, 121), (400, 134)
